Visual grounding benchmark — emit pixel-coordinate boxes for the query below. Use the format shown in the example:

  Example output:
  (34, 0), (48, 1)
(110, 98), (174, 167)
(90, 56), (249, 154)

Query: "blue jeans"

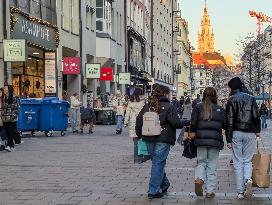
(116, 115), (123, 131)
(195, 146), (219, 193)
(232, 131), (256, 193)
(146, 142), (171, 194)
(261, 115), (267, 129)
(70, 109), (78, 132)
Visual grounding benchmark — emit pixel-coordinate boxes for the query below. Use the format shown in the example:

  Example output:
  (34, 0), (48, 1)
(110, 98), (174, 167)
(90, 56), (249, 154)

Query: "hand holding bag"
(183, 126), (196, 141)
(182, 139), (197, 159)
(137, 139), (149, 156)
(252, 138), (271, 188)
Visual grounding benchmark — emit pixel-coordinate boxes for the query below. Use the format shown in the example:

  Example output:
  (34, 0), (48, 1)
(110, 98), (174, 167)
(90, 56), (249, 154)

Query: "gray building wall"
(0, 1), (4, 87)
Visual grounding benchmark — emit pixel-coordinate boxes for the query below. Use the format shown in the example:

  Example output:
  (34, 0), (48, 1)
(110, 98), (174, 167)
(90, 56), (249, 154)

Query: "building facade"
(176, 16), (192, 97)
(152, 0), (177, 89)
(192, 64), (213, 96)
(2, 0), (59, 98)
(96, 0), (125, 94)
(126, 0), (151, 91)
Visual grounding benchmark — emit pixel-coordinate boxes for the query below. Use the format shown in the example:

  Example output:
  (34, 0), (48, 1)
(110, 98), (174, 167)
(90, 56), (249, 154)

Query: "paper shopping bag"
(252, 141), (271, 188)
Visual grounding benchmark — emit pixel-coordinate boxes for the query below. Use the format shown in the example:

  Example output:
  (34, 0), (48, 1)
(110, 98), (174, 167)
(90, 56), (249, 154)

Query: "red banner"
(100, 67), (113, 81)
(63, 57), (80, 74)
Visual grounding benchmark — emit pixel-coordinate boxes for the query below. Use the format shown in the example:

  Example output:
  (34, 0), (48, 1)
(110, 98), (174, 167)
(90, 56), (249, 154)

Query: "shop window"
(71, 0), (80, 35)
(31, 0), (41, 19)
(61, 0), (71, 31)
(10, 0), (17, 7)
(17, 0), (30, 13)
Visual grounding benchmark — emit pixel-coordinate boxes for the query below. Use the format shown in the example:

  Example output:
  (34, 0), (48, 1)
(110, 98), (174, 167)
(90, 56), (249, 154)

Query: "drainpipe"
(3, 0), (7, 83)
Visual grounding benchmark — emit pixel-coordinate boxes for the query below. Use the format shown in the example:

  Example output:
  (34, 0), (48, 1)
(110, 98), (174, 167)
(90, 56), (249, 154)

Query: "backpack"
(142, 109), (161, 137)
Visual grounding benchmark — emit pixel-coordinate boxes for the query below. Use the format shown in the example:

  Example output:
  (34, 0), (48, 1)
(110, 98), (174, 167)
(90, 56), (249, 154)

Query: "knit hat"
(228, 77), (243, 90)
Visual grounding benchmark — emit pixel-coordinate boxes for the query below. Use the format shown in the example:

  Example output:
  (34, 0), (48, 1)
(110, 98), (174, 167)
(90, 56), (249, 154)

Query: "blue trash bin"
(17, 98), (42, 135)
(39, 99), (70, 136)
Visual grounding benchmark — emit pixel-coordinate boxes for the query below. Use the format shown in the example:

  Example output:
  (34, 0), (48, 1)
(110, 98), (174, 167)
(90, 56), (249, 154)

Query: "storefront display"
(9, 7), (59, 98)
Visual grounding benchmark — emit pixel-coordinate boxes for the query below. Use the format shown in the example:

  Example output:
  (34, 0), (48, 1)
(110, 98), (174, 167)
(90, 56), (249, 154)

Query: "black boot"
(89, 129), (93, 134)
(80, 129), (83, 134)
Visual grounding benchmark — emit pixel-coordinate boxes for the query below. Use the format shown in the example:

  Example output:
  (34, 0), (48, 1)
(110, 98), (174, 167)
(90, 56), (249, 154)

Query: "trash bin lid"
(44, 97), (59, 101)
(51, 100), (70, 106)
(20, 99), (43, 105)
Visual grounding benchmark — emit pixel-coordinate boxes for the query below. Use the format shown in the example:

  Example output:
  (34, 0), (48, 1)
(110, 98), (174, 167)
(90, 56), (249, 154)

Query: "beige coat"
(112, 96), (126, 116)
(70, 96), (81, 109)
(124, 99), (145, 138)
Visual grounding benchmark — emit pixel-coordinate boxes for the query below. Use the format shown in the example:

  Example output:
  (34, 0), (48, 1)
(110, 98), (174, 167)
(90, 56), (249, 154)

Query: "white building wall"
(153, 0), (174, 85)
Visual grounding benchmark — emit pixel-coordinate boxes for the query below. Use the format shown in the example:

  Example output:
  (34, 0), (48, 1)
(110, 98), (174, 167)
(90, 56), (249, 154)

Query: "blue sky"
(178, 0), (272, 56)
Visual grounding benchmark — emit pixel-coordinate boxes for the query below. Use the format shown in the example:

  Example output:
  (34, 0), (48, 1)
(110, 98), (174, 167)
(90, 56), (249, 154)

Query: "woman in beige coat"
(124, 87), (145, 163)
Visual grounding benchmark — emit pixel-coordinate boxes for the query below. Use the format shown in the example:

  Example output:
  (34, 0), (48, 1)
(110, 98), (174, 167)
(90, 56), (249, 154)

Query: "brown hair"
(148, 84), (170, 113)
(130, 87), (143, 102)
(202, 87), (218, 120)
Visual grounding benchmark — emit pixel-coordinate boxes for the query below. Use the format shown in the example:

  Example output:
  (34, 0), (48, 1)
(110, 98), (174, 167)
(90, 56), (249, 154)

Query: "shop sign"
(86, 64), (101, 79)
(100, 67), (113, 81)
(45, 52), (56, 95)
(11, 13), (58, 50)
(63, 57), (81, 75)
(3, 39), (26, 62)
(119, 73), (131, 85)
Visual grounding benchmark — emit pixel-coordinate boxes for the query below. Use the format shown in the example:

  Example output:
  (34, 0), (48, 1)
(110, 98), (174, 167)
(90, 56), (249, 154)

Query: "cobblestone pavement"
(0, 122), (272, 205)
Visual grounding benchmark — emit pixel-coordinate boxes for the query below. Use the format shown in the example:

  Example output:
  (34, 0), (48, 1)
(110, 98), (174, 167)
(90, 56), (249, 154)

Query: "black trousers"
(3, 122), (19, 148)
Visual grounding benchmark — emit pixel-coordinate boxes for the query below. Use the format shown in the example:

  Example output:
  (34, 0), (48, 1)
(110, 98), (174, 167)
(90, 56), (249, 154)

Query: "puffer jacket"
(191, 103), (226, 150)
(136, 96), (186, 146)
(226, 90), (261, 143)
(124, 99), (145, 138)
(260, 106), (268, 116)
(0, 100), (3, 127)
(112, 96), (126, 116)
(2, 95), (19, 123)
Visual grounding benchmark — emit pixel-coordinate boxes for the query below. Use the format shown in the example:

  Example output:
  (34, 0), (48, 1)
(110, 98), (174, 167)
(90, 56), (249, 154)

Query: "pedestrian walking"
(136, 84), (188, 199)
(2, 85), (20, 152)
(260, 103), (268, 129)
(191, 87), (226, 198)
(226, 77), (261, 199)
(171, 97), (182, 117)
(112, 90), (126, 134)
(0, 88), (6, 151)
(80, 105), (96, 134)
(179, 96), (185, 117)
(192, 94), (201, 110)
(70, 93), (81, 133)
(124, 87), (145, 163)
(178, 97), (193, 144)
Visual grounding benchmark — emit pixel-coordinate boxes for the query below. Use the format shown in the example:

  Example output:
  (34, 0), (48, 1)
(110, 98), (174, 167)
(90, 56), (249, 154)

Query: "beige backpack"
(142, 110), (161, 137)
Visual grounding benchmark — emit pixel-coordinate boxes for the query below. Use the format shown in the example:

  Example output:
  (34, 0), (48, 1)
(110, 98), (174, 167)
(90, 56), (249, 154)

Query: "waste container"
(17, 98), (42, 136)
(39, 99), (70, 137)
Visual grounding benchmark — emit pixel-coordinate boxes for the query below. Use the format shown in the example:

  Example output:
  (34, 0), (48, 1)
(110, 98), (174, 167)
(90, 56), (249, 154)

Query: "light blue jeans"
(146, 142), (171, 194)
(116, 115), (123, 131)
(232, 131), (256, 193)
(70, 108), (78, 132)
(261, 115), (267, 129)
(195, 146), (220, 193)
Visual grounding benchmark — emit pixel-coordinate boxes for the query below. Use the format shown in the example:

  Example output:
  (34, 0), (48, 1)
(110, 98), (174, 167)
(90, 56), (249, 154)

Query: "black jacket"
(136, 96), (186, 146)
(226, 90), (261, 143)
(260, 106), (268, 116)
(191, 103), (226, 150)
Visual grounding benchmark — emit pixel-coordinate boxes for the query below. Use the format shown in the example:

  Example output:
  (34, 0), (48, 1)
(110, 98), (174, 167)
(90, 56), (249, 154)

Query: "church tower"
(198, 0), (215, 53)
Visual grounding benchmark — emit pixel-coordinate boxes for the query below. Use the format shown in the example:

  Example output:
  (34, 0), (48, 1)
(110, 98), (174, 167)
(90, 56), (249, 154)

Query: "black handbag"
(182, 139), (197, 159)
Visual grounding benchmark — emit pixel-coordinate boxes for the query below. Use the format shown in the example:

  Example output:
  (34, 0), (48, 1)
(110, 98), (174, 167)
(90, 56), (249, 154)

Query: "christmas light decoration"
(10, 7), (60, 48)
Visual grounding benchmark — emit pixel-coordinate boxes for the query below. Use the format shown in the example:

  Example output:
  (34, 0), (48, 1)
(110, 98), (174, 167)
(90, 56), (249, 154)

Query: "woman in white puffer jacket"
(124, 87), (145, 163)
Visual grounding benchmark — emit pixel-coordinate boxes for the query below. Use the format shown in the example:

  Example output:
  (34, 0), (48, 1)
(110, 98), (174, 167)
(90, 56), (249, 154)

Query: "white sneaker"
(244, 179), (253, 198)
(5, 146), (11, 152)
(15, 141), (24, 146)
(10, 147), (15, 151)
(238, 193), (244, 199)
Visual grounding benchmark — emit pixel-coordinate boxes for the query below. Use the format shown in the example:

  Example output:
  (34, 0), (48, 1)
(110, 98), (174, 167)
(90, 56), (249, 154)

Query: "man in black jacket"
(226, 77), (261, 199)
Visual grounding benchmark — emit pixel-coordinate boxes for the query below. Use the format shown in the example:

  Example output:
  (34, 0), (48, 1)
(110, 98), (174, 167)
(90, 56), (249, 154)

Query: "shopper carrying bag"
(252, 138), (271, 188)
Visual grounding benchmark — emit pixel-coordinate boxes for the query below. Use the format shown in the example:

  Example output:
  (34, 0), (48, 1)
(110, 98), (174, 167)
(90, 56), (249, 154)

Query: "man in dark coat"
(226, 77), (261, 199)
